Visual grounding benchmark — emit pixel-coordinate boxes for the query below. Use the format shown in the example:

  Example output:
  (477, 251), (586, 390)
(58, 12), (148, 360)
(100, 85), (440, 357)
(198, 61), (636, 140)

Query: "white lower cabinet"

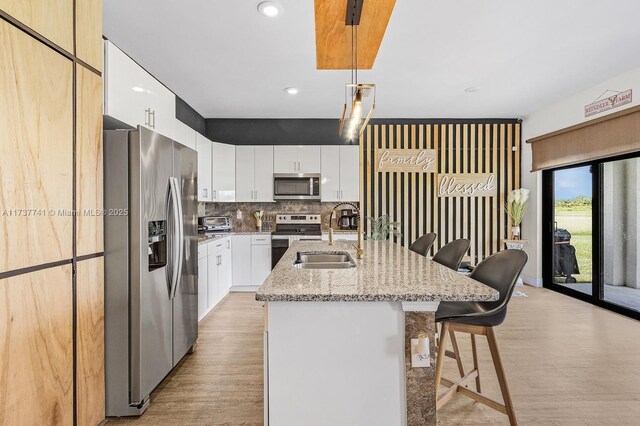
(219, 237), (232, 296)
(199, 237), (232, 321)
(251, 236), (272, 287)
(207, 241), (220, 309)
(232, 235), (252, 287)
(197, 248), (208, 321)
(231, 234), (271, 289)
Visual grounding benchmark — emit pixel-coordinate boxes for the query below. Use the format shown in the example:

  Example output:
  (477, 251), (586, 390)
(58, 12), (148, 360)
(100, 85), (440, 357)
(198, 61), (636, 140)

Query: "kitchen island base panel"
(266, 301), (407, 425)
(405, 311), (437, 426)
(266, 301), (439, 425)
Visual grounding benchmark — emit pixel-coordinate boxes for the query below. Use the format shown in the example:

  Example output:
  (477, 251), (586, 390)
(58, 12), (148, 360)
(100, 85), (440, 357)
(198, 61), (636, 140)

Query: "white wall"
(521, 67), (640, 286)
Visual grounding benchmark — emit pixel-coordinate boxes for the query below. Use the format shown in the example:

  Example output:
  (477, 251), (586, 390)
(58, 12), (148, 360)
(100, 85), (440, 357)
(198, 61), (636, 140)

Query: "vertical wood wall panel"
(0, 0), (73, 52)
(75, 0), (103, 71)
(0, 19), (73, 273)
(362, 121), (521, 264)
(76, 64), (104, 256)
(0, 265), (73, 425)
(1, 1), (104, 424)
(76, 257), (105, 426)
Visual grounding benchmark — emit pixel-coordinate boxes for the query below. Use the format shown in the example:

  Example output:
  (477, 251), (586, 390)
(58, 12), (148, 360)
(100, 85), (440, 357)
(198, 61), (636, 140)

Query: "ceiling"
(103, 0), (640, 119)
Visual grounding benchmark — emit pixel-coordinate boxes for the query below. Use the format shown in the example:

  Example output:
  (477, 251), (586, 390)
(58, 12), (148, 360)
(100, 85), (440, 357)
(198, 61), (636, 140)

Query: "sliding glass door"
(601, 158), (640, 312)
(551, 166), (593, 294)
(543, 153), (640, 320)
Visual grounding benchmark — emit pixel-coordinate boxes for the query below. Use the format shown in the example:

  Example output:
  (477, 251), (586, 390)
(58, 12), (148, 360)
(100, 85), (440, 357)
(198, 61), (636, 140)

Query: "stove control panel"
(276, 214), (321, 224)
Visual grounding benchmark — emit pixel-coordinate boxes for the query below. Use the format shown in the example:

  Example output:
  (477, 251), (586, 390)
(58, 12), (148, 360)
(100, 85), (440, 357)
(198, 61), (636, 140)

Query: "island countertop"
(255, 240), (499, 302)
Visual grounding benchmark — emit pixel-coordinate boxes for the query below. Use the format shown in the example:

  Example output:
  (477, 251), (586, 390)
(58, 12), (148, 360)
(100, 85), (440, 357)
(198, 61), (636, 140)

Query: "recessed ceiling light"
(465, 86), (480, 93)
(258, 1), (280, 17)
(132, 86), (145, 93)
(284, 87), (299, 95)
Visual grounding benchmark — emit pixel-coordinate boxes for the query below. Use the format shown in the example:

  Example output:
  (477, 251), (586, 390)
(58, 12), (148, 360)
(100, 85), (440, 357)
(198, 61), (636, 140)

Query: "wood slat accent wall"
(361, 121), (521, 263)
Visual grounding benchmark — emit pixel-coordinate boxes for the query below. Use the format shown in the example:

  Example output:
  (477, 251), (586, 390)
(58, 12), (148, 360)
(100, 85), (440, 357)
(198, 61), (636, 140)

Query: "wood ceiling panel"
(315, 0), (396, 70)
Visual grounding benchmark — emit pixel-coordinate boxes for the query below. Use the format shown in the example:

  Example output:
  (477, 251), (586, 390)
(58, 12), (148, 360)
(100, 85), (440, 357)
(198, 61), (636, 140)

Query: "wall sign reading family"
(437, 174), (497, 197)
(376, 148), (437, 173)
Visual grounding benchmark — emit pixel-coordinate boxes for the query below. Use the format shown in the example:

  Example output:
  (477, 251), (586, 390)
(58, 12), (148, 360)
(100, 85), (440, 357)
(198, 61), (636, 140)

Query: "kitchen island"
(256, 240), (499, 426)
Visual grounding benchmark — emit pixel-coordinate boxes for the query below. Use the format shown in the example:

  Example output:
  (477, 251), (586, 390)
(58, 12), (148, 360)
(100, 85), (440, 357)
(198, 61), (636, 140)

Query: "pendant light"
(339, 0), (375, 141)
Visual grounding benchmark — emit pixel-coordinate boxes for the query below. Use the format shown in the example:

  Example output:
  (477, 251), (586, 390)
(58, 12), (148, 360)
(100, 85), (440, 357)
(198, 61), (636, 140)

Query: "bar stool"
(434, 249), (528, 426)
(409, 233), (437, 257)
(432, 239), (470, 271)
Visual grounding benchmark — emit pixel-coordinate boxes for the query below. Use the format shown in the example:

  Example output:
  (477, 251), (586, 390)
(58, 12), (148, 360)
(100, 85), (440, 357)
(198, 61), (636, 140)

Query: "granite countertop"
(321, 229), (359, 234)
(198, 231), (272, 244)
(255, 240), (499, 302)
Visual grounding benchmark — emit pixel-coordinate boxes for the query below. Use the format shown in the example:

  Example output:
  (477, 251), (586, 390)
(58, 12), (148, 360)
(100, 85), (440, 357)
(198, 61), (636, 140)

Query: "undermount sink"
(293, 251), (356, 269)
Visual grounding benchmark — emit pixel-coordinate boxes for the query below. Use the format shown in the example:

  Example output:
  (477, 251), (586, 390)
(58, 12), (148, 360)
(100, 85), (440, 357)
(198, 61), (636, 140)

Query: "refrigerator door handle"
(165, 182), (174, 296)
(170, 177), (184, 299)
(168, 177), (181, 299)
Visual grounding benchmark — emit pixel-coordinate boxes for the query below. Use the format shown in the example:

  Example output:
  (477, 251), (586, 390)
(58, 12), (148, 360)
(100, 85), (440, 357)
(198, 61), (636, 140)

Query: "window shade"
(527, 105), (640, 171)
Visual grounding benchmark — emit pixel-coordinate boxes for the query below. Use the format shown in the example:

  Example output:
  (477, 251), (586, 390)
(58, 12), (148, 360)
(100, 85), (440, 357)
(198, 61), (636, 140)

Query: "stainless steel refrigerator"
(104, 126), (198, 416)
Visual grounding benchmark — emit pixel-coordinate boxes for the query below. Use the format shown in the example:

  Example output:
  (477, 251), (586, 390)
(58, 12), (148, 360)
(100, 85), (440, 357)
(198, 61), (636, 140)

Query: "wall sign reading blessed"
(437, 174), (497, 197)
(376, 148), (437, 173)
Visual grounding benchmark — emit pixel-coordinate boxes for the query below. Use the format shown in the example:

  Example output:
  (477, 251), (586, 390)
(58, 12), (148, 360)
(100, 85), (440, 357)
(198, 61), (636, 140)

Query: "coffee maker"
(339, 209), (358, 230)
(339, 209), (351, 230)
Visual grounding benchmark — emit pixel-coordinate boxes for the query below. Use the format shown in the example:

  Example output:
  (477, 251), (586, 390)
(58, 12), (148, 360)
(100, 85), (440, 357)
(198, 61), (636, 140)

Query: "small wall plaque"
(437, 173), (497, 197)
(584, 89), (632, 117)
(375, 148), (437, 173)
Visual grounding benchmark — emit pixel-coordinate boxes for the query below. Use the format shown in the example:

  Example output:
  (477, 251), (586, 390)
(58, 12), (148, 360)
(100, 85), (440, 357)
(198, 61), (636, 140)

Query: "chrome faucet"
(328, 202), (364, 259)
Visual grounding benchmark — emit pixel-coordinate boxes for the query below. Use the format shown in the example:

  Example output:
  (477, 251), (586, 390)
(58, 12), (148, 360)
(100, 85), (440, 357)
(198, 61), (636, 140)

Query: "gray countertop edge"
(254, 293), (499, 302)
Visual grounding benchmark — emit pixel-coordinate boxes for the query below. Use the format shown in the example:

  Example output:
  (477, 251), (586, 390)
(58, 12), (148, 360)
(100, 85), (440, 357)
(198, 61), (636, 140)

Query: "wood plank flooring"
(106, 288), (640, 425)
(106, 293), (264, 425)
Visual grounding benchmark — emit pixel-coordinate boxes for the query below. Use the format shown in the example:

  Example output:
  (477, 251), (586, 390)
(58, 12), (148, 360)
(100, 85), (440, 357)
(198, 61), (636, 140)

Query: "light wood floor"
(106, 293), (264, 425)
(106, 288), (640, 425)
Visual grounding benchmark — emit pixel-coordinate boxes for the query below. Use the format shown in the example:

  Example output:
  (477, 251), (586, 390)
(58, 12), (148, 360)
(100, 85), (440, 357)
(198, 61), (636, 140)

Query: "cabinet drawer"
(251, 235), (271, 245)
(208, 238), (226, 256)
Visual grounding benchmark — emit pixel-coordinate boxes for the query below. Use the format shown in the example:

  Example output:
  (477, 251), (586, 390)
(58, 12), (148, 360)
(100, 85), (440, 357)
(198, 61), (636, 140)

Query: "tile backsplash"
(198, 201), (360, 232)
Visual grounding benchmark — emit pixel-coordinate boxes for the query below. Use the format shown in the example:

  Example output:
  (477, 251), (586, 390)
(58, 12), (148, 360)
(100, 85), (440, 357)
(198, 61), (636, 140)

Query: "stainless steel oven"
(270, 214), (322, 268)
(273, 173), (321, 200)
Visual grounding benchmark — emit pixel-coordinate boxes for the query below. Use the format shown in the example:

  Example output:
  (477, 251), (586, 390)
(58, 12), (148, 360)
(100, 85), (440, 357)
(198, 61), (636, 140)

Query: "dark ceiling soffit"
(176, 96), (206, 134)
(205, 118), (521, 146)
(346, 0), (364, 25)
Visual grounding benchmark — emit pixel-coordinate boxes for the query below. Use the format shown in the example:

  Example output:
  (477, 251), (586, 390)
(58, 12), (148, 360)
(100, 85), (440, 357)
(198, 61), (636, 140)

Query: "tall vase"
(511, 225), (521, 240)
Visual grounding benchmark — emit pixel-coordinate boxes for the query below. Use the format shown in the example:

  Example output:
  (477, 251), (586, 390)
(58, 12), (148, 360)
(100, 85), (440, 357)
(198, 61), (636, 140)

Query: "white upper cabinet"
(104, 40), (175, 140)
(236, 146), (274, 202)
(339, 145), (360, 201)
(254, 146), (274, 201)
(196, 133), (212, 201)
(184, 125), (197, 150)
(321, 145), (359, 202)
(321, 146), (341, 201)
(273, 146), (321, 173)
(273, 146), (298, 173)
(212, 142), (236, 202)
(174, 120), (196, 150)
(235, 146), (255, 202)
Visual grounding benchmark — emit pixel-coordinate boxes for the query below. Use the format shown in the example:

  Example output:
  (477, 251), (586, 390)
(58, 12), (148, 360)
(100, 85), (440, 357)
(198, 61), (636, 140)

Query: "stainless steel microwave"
(273, 173), (321, 200)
